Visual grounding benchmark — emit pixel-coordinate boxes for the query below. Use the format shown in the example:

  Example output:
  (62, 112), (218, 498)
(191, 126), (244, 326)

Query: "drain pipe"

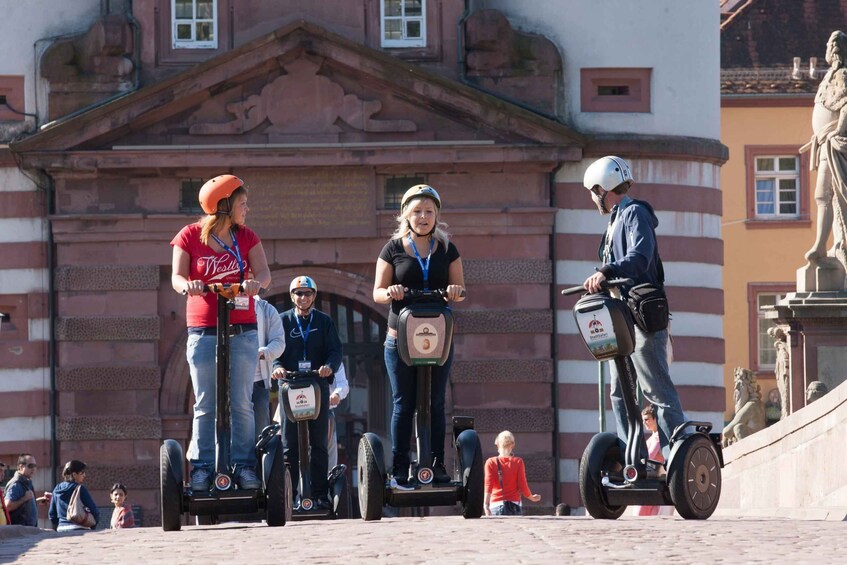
(46, 174), (57, 482)
(548, 169), (561, 507)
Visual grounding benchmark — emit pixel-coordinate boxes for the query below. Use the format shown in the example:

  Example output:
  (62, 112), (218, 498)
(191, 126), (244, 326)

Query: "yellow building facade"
(721, 102), (818, 421)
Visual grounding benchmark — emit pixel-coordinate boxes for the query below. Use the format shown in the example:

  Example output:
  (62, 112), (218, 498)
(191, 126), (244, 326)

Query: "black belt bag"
(626, 284), (669, 333)
(188, 323), (258, 337)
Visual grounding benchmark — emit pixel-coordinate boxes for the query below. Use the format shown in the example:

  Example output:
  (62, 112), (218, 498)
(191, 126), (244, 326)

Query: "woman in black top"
(373, 184), (466, 485)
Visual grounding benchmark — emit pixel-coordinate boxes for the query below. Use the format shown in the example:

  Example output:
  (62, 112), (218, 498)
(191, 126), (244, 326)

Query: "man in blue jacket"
(272, 276), (342, 510)
(582, 156), (686, 459)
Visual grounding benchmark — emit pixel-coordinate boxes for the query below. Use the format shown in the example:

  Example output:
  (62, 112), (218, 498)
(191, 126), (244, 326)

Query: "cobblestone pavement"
(0, 515), (842, 564)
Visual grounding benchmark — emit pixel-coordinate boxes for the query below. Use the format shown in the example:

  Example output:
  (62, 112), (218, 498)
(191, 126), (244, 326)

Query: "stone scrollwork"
(190, 58), (416, 136)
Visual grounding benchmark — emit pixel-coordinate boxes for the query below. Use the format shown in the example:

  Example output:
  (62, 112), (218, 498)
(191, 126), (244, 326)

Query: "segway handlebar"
(561, 278), (634, 296)
(387, 288), (467, 301)
(277, 369), (322, 383)
(181, 282), (246, 296)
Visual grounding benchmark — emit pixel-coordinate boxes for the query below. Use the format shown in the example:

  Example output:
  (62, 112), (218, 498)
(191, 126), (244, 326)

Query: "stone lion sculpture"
(722, 367), (767, 446)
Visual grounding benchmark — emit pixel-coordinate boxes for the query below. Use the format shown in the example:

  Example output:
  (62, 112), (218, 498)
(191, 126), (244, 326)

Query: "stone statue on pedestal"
(800, 30), (847, 290)
(767, 326), (790, 420)
(722, 367), (767, 446)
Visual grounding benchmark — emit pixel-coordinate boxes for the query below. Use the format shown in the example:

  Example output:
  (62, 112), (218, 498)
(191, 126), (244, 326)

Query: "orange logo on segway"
(301, 498), (314, 510)
(417, 467), (434, 485)
(295, 392), (308, 407)
(215, 474), (232, 490)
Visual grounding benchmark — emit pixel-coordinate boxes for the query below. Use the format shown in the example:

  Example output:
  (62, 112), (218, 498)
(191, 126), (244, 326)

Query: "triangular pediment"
(13, 20), (584, 156)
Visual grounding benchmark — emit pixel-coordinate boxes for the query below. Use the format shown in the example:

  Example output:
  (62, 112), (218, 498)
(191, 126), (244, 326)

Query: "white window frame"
(380, 0), (426, 48)
(754, 155), (800, 219)
(756, 292), (786, 369)
(172, 0), (217, 50)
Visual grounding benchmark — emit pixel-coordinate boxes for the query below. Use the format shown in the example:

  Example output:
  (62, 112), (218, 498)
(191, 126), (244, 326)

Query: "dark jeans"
(252, 381), (271, 436)
(384, 334), (453, 473)
(281, 379), (330, 499)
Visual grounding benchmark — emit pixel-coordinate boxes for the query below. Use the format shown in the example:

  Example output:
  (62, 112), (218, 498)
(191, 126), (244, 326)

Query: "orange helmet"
(198, 174), (244, 215)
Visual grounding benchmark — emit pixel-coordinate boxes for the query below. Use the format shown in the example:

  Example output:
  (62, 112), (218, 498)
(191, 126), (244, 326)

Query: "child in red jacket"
(484, 431), (541, 516)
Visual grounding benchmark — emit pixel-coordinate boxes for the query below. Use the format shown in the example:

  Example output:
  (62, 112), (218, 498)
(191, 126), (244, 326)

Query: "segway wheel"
(160, 439), (184, 531)
(265, 447), (288, 527)
(455, 429), (484, 518)
(357, 435), (384, 521)
(579, 432), (626, 520)
(667, 435), (721, 520)
(331, 473), (352, 519)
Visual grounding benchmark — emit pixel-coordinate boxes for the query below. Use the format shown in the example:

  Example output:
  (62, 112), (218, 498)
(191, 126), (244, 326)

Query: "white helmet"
(583, 156), (634, 192)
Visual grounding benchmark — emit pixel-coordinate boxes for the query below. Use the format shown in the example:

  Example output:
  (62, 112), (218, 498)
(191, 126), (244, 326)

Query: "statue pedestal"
(797, 258), (846, 292)
(767, 292), (847, 415)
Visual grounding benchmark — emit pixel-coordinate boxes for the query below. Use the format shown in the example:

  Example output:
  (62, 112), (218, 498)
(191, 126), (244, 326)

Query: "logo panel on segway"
(575, 308), (618, 359)
(287, 386), (317, 419)
(215, 474), (233, 490)
(300, 498), (314, 510)
(417, 467), (434, 485)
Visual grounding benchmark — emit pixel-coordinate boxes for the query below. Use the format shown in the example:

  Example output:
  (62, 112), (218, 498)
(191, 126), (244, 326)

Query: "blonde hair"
(495, 430), (516, 454)
(389, 196), (450, 248)
(199, 186), (247, 246)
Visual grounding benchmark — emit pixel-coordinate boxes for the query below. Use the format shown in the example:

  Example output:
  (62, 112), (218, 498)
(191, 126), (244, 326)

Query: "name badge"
(298, 360), (312, 371)
(233, 295), (249, 311)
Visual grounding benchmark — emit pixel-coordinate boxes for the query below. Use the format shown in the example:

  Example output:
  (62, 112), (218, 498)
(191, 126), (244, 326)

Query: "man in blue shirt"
(582, 156), (686, 459)
(4, 454), (46, 526)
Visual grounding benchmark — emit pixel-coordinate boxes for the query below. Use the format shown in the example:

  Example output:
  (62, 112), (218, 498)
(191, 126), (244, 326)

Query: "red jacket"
(484, 456), (532, 503)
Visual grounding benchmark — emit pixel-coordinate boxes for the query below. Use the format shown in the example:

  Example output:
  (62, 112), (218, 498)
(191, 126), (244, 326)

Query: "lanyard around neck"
(210, 230), (245, 282)
(408, 233), (434, 290)
(294, 311), (313, 360)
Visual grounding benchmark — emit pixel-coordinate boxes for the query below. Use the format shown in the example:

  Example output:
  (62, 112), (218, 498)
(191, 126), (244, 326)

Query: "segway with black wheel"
(159, 283), (291, 530)
(562, 279), (723, 520)
(357, 289), (483, 521)
(278, 369), (350, 520)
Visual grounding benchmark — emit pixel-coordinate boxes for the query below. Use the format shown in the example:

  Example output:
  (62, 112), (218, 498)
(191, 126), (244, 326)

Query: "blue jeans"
(327, 409), (339, 470)
(186, 330), (258, 469)
(608, 327), (685, 458)
(384, 334), (453, 473)
(282, 379), (330, 499)
(252, 381), (271, 438)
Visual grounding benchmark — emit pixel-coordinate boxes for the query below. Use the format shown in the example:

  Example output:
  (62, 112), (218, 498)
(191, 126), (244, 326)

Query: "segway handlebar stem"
(561, 278), (634, 296)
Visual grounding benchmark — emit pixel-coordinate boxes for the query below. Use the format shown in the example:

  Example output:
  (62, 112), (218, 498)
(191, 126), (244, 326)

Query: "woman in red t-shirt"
(484, 430), (541, 516)
(170, 174), (271, 492)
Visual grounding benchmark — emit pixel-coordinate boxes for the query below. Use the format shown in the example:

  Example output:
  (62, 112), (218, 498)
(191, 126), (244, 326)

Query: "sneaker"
(433, 459), (451, 483)
(315, 496), (332, 511)
(190, 467), (212, 492)
(388, 476), (415, 491)
(237, 467), (262, 490)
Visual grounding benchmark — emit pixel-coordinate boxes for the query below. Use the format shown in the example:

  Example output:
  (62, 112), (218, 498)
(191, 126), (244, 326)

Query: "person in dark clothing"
(373, 184), (466, 487)
(48, 460), (99, 531)
(4, 453), (46, 527)
(581, 156), (686, 459)
(272, 276), (342, 509)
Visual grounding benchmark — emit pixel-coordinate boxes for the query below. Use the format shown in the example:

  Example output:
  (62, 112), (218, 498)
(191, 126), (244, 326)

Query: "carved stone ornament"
(768, 325), (790, 420)
(190, 58), (416, 136)
(722, 367), (767, 446)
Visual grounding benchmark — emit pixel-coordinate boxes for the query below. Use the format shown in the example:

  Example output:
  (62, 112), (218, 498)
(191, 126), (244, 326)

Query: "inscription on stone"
(242, 169), (376, 239)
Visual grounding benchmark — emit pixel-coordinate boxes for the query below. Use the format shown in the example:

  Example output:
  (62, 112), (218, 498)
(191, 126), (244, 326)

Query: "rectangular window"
(172, 0), (217, 49)
(744, 146), (809, 227)
(580, 68), (651, 113)
(384, 175), (426, 209)
(756, 292), (786, 368)
(179, 178), (205, 214)
(381, 0), (426, 48)
(754, 156), (799, 218)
